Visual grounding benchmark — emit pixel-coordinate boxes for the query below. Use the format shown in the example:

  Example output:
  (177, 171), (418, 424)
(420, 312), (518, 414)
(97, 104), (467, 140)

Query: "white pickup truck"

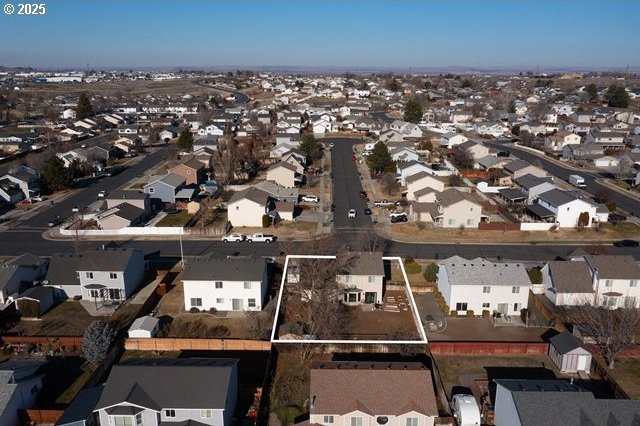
(246, 233), (277, 243)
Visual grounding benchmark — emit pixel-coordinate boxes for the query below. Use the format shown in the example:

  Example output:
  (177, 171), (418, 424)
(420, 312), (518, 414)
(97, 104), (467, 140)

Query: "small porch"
(342, 287), (379, 306)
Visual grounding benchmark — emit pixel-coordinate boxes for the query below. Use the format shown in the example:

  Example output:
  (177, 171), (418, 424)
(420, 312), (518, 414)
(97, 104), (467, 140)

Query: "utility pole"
(179, 231), (185, 267)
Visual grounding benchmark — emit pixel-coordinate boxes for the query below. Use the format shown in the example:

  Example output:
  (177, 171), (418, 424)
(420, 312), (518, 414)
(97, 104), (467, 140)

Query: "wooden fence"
(0, 335), (83, 351)
(429, 341), (549, 355)
(591, 357), (631, 399)
(125, 338), (271, 351)
(21, 409), (64, 424)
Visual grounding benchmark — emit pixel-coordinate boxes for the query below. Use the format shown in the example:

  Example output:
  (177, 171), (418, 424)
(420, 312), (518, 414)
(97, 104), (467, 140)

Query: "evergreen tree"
(403, 99), (423, 124)
(43, 156), (72, 191)
(367, 142), (394, 175)
(76, 93), (93, 120)
(586, 84), (599, 102)
(299, 134), (322, 161)
(605, 84), (630, 108)
(177, 128), (194, 152)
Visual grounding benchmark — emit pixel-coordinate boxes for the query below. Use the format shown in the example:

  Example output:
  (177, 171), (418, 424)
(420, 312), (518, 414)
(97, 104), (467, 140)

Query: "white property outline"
(270, 255), (428, 344)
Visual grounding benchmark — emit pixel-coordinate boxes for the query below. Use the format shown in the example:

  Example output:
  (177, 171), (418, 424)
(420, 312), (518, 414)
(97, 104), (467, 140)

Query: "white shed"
(548, 332), (592, 373)
(127, 315), (160, 338)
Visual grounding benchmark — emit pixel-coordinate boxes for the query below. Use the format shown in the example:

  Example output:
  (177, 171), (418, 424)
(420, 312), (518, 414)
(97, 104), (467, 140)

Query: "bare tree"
(564, 306), (640, 369)
(212, 138), (239, 188)
(381, 172), (400, 196)
(246, 299), (277, 340)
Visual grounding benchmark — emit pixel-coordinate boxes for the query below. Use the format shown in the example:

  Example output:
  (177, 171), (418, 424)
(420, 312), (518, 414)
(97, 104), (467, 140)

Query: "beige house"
(105, 190), (150, 212)
(459, 140), (491, 161)
(504, 160), (547, 180)
(227, 187), (271, 227)
(272, 201), (295, 221)
(413, 187), (438, 203)
(281, 153), (305, 174)
(406, 171), (445, 201)
(410, 188), (484, 228)
(266, 162), (300, 188)
(95, 204), (145, 230)
(336, 252), (384, 305)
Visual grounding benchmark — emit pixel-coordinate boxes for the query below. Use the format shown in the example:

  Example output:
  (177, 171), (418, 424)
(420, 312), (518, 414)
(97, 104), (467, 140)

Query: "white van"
(452, 394), (481, 426)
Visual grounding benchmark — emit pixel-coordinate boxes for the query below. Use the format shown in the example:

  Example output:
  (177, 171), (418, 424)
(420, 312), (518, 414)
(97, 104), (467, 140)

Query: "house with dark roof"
(534, 189), (598, 228)
(514, 174), (556, 203)
(44, 248), (145, 302)
(169, 158), (206, 186)
(95, 203), (146, 230)
(494, 379), (640, 426)
(143, 173), (188, 204)
(227, 187), (273, 227)
(56, 386), (104, 426)
(182, 255), (268, 312)
(92, 358), (238, 426)
(503, 159), (547, 180)
(0, 359), (48, 426)
(0, 253), (47, 305)
(309, 361), (438, 426)
(409, 188), (485, 229)
(336, 252), (385, 305)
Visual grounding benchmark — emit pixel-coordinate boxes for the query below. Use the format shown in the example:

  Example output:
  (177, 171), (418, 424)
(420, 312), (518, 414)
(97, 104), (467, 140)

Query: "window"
(512, 286), (520, 294)
(455, 302), (468, 311)
(76, 271), (80, 278)
(625, 296), (637, 308)
(244, 281), (252, 289)
(348, 293), (357, 303)
(406, 418), (418, 426)
(216, 298), (224, 304)
(351, 417), (363, 426)
(605, 279), (613, 287)
(215, 281), (223, 289)
(482, 302), (490, 308)
(191, 298), (202, 307)
(448, 218), (455, 225)
(86, 272), (94, 279)
(345, 275), (352, 284)
(165, 410), (176, 418)
(631, 280), (638, 288)
(482, 286), (491, 293)
(90, 289), (100, 299)
(248, 298), (256, 308)
(148, 187), (155, 193)
(113, 417), (134, 426)
(513, 303), (521, 312)
(201, 410), (212, 419)
(368, 275), (375, 283)
(109, 288), (121, 300)
(135, 413), (142, 426)
(110, 272), (118, 279)
(324, 416), (334, 424)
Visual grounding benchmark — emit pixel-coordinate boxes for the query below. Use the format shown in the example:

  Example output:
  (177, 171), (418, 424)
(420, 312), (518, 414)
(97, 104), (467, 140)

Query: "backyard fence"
(20, 409), (64, 424)
(478, 222), (521, 231)
(0, 335), (83, 351)
(124, 338), (271, 351)
(429, 341), (549, 355)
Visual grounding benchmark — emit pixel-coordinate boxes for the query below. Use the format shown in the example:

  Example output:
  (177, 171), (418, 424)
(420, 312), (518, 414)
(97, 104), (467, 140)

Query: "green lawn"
(157, 210), (193, 227)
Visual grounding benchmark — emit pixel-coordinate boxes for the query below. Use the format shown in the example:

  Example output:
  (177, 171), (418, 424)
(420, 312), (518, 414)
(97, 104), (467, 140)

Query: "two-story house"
(534, 189), (597, 228)
(93, 358), (238, 426)
(0, 253), (47, 305)
(143, 173), (188, 204)
(183, 255), (268, 312)
(266, 162), (301, 188)
(309, 361), (438, 426)
(169, 158), (206, 186)
(227, 187), (273, 227)
(336, 252), (384, 305)
(438, 255), (531, 316)
(44, 248), (145, 301)
(410, 188), (484, 229)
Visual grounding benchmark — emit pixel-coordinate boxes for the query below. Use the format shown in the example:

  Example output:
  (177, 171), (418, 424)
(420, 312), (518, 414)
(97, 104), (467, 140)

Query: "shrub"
(450, 310), (458, 317)
(208, 307), (217, 314)
(404, 256), (415, 264)
(189, 307), (201, 313)
(423, 263), (439, 282)
(404, 262), (422, 274)
(17, 299), (40, 318)
(262, 214), (271, 228)
(606, 202), (616, 212)
(482, 309), (491, 318)
(466, 310), (475, 317)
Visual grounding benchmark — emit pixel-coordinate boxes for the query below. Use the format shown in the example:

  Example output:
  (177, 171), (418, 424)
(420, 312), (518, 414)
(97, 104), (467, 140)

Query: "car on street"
(31, 196), (44, 202)
(98, 190), (107, 198)
(614, 239), (639, 247)
(390, 215), (408, 223)
(348, 209), (357, 218)
(72, 206), (80, 213)
(301, 195), (319, 203)
(222, 234), (245, 242)
(364, 208), (372, 215)
(124, 152), (137, 158)
(329, 142), (335, 148)
(246, 233), (276, 243)
(47, 217), (62, 227)
(374, 200), (394, 207)
(359, 191), (368, 199)
(608, 213), (627, 223)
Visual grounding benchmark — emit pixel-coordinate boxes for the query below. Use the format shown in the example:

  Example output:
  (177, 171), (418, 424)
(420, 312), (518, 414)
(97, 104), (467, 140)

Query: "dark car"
(608, 213), (627, 223)
(47, 217), (62, 227)
(364, 208), (372, 215)
(331, 203), (335, 212)
(360, 191), (368, 198)
(614, 239), (639, 248)
(390, 215), (408, 223)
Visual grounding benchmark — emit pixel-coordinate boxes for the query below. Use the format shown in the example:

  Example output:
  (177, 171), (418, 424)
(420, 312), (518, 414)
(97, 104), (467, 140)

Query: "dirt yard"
(608, 358), (640, 399)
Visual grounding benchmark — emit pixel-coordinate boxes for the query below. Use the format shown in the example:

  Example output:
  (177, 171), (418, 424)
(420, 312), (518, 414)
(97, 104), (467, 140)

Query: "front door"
(497, 303), (508, 315)
(364, 292), (377, 304)
(232, 299), (243, 311)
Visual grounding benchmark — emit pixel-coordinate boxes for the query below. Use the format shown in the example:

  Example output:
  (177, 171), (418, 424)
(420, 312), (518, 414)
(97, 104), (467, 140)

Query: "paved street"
(484, 141), (640, 216)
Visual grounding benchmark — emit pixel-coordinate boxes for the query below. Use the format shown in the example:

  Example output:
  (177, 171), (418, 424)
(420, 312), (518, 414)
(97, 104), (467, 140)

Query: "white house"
(535, 189), (598, 228)
(309, 361), (438, 426)
(227, 187), (272, 227)
(183, 255), (268, 312)
(437, 256), (531, 315)
(440, 132), (469, 149)
(336, 252), (385, 305)
(406, 172), (446, 200)
(198, 124), (224, 136)
(398, 161), (433, 186)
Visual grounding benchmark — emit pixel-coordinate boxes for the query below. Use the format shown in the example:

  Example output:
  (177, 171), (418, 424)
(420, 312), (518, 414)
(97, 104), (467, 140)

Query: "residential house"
(0, 360), (47, 426)
(44, 248), (145, 301)
(95, 204), (146, 230)
(458, 140), (491, 161)
(227, 187), (272, 227)
(5, 166), (40, 199)
(183, 255), (268, 312)
(105, 190), (151, 212)
(255, 181), (299, 203)
(398, 161), (432, 186)
(390, 147), (419, 163)
(281, 151), (306, 173)
(514, 174), (557, 203)
(389, 120), (423, 137)
(472, 122), (507, 138)
(0, 253), (47, 305)
(0, 178), (24, 205)
(143, 173), (188, 204)
(534, 189), (597, 228)
(410, 188), (484, 229)
(193, 135), (219, 152)
(503, 160), (547, 180)
(197, 124), (224, 136)
(266, 162), (301, 188)
(309, 361), (438, 426)
(93, 358), (238, 426)
(56, 386), (104, 426)
(494, 379), (640, 426)
(405, 172), (445, 200)
(562, 142), (605, 162)
(440, 132), (469, 149)
(437, 255), (531, 315)
(544, 131), (581, 152)
(169, 158), (206, 185)
(336, 252), (384, 305)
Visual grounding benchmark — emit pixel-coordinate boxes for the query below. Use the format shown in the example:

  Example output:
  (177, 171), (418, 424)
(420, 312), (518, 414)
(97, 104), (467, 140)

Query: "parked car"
(364, 208), (372, 215)
(31, 196), (44, 202)
(608, 213), (627, 223)
(452, 394), (481, 426)
(614, 239), (639, 247)
(374, 200), (394, 207)
(222, 234), (245, 243)
(72, 206), (80, 213)
(390, 215), (408, 223)
(246, 233), (276, 243)
(98, 190), (107, 198)
(389, 211), (407, 219)
(329, 142), (335, 148)
(47, 217), (62, 227)
(301, 194), (319, 203)
(124, 152), (137, 158)
(359, 191), (368, 199)
(348, 209), (357, 218)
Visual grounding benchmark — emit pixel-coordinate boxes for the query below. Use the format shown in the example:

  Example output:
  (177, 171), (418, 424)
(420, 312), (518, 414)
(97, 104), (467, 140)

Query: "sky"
(0, 0), (639, 70)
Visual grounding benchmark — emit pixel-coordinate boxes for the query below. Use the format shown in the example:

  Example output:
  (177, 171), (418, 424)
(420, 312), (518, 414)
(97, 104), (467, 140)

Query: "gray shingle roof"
(549, 332), (590, 355)
(440, 256), (530, 287)
(95, 358), (237, 411)
(228, 187), (271, 205)
(45, 248), (141, 287)
(585, 255), (640, 280)
(515, 173), (553, 190)
(183, 255), (266, 282)
(56, 386), (104, 426)
(547, 261), (594, 294)
(537, 189), (577, 206)
(344, 252), (384, 276)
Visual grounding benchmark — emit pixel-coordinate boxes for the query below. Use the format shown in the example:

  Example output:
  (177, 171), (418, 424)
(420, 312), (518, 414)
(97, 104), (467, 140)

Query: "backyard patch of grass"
(608, 358), (640, 400)
(157, 210), (193, 227)
(10, 301), (96, 336)
(54, 362), (95, 405)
